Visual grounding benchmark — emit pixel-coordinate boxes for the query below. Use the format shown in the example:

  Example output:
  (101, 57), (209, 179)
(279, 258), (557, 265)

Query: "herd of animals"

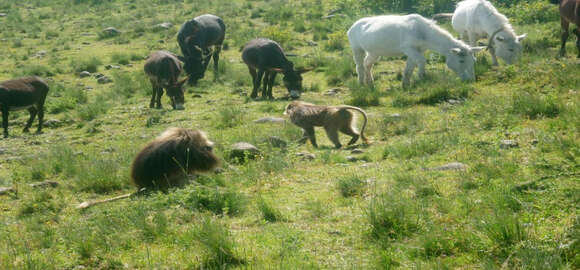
(0, 0), (578, 207)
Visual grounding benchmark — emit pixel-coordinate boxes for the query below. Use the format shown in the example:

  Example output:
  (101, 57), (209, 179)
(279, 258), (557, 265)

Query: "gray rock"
(230, 142), (260, 161)
(296, 152), (315, 160)
(105, 64), (120, 70)
(43, 119), (62, 128)
(33, 50), (47, 58)
(126, 63), (133, 67)
(306, 40), (318, 46)
(351, 149), (364, 154)
(266, 136), (287, 148)
(29, 181), (58, 188)
(253, 117), (286, 124)
(97, 76), (112, 84)
(346, 156), (358, 162)
(154, 22), (172, 30)
(93, 73), (104, 78)
(80, 32), (93, 36)
(530, 139), (539, 145)
(0, 187), (15, 196)
(103, 27), (121, 36)
(427, 162), (468, 171)
(79, 71), (91, 78)
(390, 113), (401, 118)
(0, 13), (7, 17)
(500, 140), (519, 149)
(85, 86), (93, 91)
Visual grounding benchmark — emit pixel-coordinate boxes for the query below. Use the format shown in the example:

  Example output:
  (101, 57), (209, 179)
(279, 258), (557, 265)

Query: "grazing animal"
(284, 101), (369, 149)
(451, 0), (527, 65)
(177, 14), (226, 85)
(0, 76), (49, 138)
(241, 38), (312, 99)
(348, 14), (485, 88)
(550, 0), (580, 57)
(144, 51), (187, 110)
(77, 128), (219, 209)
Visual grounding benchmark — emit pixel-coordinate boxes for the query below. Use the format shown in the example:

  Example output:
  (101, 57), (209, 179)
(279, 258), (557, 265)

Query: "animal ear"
(283, 103), (292, 115)
(470, 46), (486, 53)
(496, 35), (506, 42)
(297, 67), (314, 74)
(271, 68), (285, 73)
(517, 33), (527, 41)
(449, 48), (461, 55)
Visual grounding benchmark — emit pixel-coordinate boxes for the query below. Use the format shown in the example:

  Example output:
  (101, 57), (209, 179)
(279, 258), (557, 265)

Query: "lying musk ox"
(177, 14), (226, 85)
(144, 51), (188, 110)
(131, 127), (219, 190)
(77, 128), (219, 209)
(241, 38), (312, 99)
(0, 76), (49, 138)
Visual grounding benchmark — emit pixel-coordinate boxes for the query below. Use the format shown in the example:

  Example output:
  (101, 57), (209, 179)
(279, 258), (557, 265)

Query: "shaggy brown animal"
(284, 101), (369, 148)
(77, 128), (219, 209)
(131, 127), (219, 190)
(0, 76), (49, 138)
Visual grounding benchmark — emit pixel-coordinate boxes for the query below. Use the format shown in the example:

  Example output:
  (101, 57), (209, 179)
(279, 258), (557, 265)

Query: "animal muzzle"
(289, 90), (300, 99)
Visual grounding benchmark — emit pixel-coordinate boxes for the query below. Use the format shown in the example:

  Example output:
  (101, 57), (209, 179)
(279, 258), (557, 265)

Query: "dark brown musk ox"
(77, 127), (219, 209)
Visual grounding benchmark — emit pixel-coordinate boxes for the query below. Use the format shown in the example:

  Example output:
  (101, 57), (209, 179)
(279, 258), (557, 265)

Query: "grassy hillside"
(0, 0), (578, 269)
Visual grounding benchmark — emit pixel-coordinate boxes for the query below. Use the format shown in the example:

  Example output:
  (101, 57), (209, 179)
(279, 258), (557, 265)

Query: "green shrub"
(368, 191), (422, 240)
(348, 86), (381, 107)
(262, 26), (291, 47)
(511, 92), (562, 119)
(257, 197), (285, 222)
(337, 175), (367, 197)
(482, 214), (528, 249)
(216, 107), (244, 129)
(182, 186), (247, 216)
(192, 218), (245, 268)
(71, 56), (102, 73)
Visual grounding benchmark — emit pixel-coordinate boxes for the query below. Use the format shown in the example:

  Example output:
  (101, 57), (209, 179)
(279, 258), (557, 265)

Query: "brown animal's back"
(0, 76), (49, 94)
(144, 51), (182, 84)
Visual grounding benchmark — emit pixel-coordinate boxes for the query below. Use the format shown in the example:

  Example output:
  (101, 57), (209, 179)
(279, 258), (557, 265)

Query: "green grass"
(0, 0), (578, 269)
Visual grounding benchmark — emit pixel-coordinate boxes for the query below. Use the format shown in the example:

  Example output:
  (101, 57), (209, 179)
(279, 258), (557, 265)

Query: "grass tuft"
(337, 175), (367, 197)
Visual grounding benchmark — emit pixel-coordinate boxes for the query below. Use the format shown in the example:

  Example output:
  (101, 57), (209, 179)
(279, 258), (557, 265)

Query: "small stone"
(82, 42), (91, 45)
(29, 181), (58, 188)
(266, 136), (287, 148)
(103, 27), (121, 36)
(390, 113), (401, 118)
(154, 22), (172, 30)
(105, 64), (120, 70)
(530, 139), (539, 145)
(126, 63), (133, 67)
(79, 71), (91, 78)
(33, 50), (47, 58)
(0, 13), (7, 17)
(296, 152), (315, 160)
(0, 148), (5, 155)
(253, 117), (286, 124)
(448, 99), (461, 104)
(80, 32), (92, 36)
(43, 119), (62, 128)
(500, 140), (519, 149)
(351, 149), (364, 154)
(97, 76), (112, 84)
(214, 168), (225, 174)
(427, 162), (468, 171)
(85, 86), (93, 91)
(346, 156), (358, 162)
(230, 142), (260, 162)
(0, 187), (15, 196)
(93, 73), (104, 78)
(306, 40), (318, 46)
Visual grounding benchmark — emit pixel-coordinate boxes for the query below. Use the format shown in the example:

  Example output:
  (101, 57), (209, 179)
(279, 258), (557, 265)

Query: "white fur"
(452, 0), (526, 65)
(348, 14), (484, 87)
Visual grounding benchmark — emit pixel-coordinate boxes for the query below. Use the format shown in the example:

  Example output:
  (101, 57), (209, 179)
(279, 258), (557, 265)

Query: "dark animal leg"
(267, 72), (276, 99)
(149, 83), (157, 108)
(36, 104), (44, 134)
(573, 28), (580, 58)
(559, 19), (570, 57)
(261, 71), (270, 98)
(212, 46), (222, 81)
(298, 130), (309, 144)
(248, 67), (258, 99)
(254, 70), (265, 99)
(23, 107), (37, 133)
(156, 87), (164, 109)
(2, 107), (8, 138)
(325, 126), (342, 149)
(341, 126), (360, 145)
(305, 126), (318, 148)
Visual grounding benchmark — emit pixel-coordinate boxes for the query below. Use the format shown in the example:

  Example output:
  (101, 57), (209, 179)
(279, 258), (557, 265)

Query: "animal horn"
(487, 28), (504, 50)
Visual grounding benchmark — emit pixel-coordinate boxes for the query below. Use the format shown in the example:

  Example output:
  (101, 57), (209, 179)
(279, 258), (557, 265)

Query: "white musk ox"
(452, 0), (527, 65)
(348, 14), (484, 88)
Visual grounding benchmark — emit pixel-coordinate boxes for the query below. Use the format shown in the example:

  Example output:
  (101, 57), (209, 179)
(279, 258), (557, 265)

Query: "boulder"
(102, 27), (121, 37)
(230, 142), (260, 162)
(79, 71), (91, 78)
(253, 117), (286, 124)
(500, 140), (519, 149)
